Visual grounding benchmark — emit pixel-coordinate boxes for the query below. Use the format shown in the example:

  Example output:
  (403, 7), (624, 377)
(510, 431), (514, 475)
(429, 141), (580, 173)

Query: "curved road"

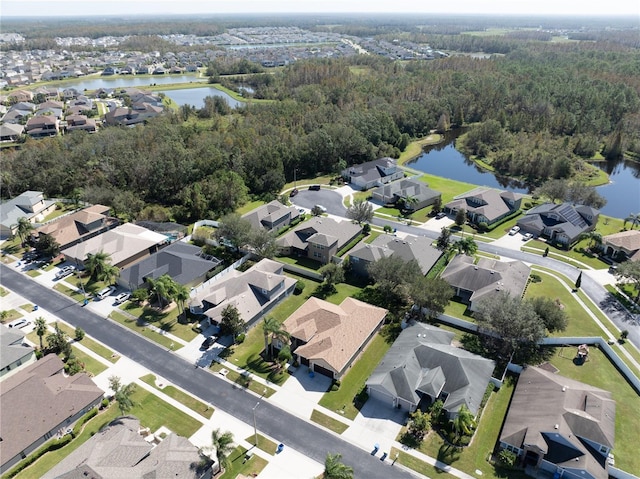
(293, 189), (640, 351)
(0, 264), (414, 479)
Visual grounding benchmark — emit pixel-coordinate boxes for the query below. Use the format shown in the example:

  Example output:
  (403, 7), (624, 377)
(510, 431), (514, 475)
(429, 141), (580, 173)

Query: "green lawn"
(25, 270), (41, 277)
(409, 378), (518, 479)
(390, 447), (457, 479)
(244, 433), (277, 455)
(1, 309), (23, 323)
(276, 255), (323, 271)
(443, 300), (471, 320)
(549, 348), (639, 473)
(0, 287), (8, 297)
(70, 345), (108, 376)
(416, 174), (477, 205)
(319, 333), (391, 420)
(219, 446), (268, 479)
(120, 302), (198, 342)
(108, 311), (179, 350)
(42, 203), (77, 222)
(140, 374), (214, 419)
(236, 199), (266, 215)
(398, 134), (444, 165)
(53, 283), (86, 302)
(19, 303), (34, 312)
(310, 409), (349, 434)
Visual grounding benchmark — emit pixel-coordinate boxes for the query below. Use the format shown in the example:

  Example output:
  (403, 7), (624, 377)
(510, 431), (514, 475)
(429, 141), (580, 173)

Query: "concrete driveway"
(490, 231), (530, 251)
(343, 397), (407, 455)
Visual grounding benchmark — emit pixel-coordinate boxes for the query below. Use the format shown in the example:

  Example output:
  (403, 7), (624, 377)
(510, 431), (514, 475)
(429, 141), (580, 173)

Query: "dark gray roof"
(367, 322), (495, 415)
(342, 157), (398, 184)
(242, 200), (300, 230)
(119, 242), (220, 289)
(373, 178), (440, 204)
(518, 202), (599, 242)
(0, 325), (34, 371)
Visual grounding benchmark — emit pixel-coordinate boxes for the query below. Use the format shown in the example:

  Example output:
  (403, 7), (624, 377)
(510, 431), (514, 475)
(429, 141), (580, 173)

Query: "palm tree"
(85, 250), (112, 282)
(102, 264), (120, 286)
(209, 428), (234, 471)
(451, 404), (476, 440)
(108, 375), (136, 416)
(34, 316), (47, 350)
(262, 317), (290, 359)
(324, 453), (354, 479)
(174, 283), (190, 320)
(14, 217), (33, 246)
(624, 212), (640, 230)
(147, 275), (176, 309)
(454, 237), (478, 256)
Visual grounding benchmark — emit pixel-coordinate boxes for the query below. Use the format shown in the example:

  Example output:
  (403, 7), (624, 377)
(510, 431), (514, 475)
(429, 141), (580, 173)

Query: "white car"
(55, 265), (76, 279)
(8, 318), (30, 329)
(114, 292), (131, 305)
(522, 232), (534, 241)
(314, 205), (327, 213)
(95, 285), (116, 300)
(508, 226), (521, 236)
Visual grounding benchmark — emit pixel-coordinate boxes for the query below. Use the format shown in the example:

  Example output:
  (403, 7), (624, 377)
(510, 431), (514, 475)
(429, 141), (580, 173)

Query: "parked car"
(308, 184), (321, 191)
(114, 292), (131, 305)
(509, 226), (521, 235)
(55, 265), (76, 280)
(200, 336), (216, 350)
(8, 319), (30, 329)
(95, 285), (116, 300)
(522, 232), (534, 241)
(435, 212), (447, 219)
(314, 204), (327, 213)
(289, 188), (299, 197)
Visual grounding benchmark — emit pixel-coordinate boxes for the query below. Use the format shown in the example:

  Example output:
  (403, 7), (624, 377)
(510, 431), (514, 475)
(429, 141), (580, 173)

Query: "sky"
(1, 0), (638, 17)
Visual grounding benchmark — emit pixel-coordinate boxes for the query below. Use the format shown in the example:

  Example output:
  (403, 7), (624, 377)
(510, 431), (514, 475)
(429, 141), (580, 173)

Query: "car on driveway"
(200, 336), (217, 350)
(95, 285), (116, 300)
(435, 212), (447, 219)
(8, 318), (30, 329)
(522, 232), (534, 241)
(114, 292), (131, 305)
(314, 204), (327, 213)
(509, 226), (521, 235)
(55, 265), (76, 279)
(308, 184), (321, 191)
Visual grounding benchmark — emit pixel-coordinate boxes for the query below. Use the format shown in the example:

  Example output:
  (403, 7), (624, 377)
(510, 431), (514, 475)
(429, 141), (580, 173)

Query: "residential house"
(517, 203), (599, 246)
(341, 157), (405, 191)
(104, 104), (163, 127)
(348, 233), (442, 277)
(499, 366), (615, 479)
(441, 255), (531, 312)
(65, 114), (97, 133)
(42, 416), (217, 479)
(367, 322), (495, 416)
(602, 230), (640, 262)
(0, 355), (103, 473)
(32, 204), (118, 250)
(282, 297), (387, 379)
(189, 258), (296, 327)
(1, 109), (31, 124)
(0, 325), (36, 381)
(242, 200), (300, 231)
(118, 241), (221, 291)
(372, 178), (441, 211)
(61, 223), (167, 270)
(0, 190), (57, 237)
(444, 187), (523, 226)
(6, 89), (33, 103)
(0, 123), (24, 142)
(276, 217), (362, 265)
(25, 114), (59, 138)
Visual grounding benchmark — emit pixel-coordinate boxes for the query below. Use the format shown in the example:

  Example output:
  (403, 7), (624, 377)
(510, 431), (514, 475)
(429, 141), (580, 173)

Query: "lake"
(407, 131), (640, 219)
(159, 87), (244, 109)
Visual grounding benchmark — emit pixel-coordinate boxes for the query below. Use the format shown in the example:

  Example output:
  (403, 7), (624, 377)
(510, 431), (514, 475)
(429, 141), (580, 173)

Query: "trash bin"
(276, 443), (284, 454)
(33, 305), (39, 311)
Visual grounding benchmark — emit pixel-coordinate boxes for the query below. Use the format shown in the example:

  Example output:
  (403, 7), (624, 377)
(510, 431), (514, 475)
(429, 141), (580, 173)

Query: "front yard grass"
(310, 409), (349, 434)
(389, 447), (457, 479)
(25, 269), (41, 277)
(120, 302), (198, 342)
(108, 311), (179, 350)
(0, 286), (8, 297)
(219, 446), (268, 479)
(549, 347), (639, 473)
(318, 333), (391, 420)
(0, 309), (23, 323)
(244, 433), (277, 455)
(140, 374), (214, 419)
(52, 283), (86, 302)
(407, 377), (517, 479)
(209, 362), (278, 395)
(69, 345), (108, 376)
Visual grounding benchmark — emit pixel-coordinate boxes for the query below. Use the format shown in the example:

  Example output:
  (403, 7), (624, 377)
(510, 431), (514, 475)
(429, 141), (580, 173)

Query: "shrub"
(294, 280), (306, 295)
(235, 333), (245, 344)
(498, 449), (517, 467)
(101, 398), (110, 409)
(530, 274), (542, 283)
(478, 221), (489, 232)
(74, 327), (85, 341)
(362, 223), (371, 235)
(383, 225), (393, 233)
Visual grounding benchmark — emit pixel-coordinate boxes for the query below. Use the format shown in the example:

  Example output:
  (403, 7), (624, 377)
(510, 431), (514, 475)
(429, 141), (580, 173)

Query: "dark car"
(435, 212), (447, 219)
(308, 184), (321, 191)
(200, 336), (216, 350)
(289, 188), (299, 197)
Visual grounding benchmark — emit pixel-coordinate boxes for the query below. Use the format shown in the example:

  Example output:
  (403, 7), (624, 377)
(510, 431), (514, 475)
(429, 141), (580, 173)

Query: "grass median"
(140, 374), (214, 419)
(310, 409), (349, 434)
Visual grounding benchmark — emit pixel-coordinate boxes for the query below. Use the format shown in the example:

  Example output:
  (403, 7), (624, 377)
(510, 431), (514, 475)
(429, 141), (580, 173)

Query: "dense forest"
(2, 27), (639, 223)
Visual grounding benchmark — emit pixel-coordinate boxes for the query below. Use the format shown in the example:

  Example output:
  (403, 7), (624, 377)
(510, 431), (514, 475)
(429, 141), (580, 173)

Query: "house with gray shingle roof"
(499, 366), (615, 479)
(118, 241), (221, 291)
(444, 187), (523, 226)
(341, 157), (404, 191)
(372, 178), (441, 211)
(0, 325), (36, 380)
(0, 355), (103, 474)
(366, 322), (495, 417)
(348, 233), (442, 277)
(276, 217), (361, 265)
(0, 122), (24, 142)
(242, 199), (300, 231)
(517, 202), (599, 246)
(0, 190), (57, 238)
(42, 416), (217, 479)
(441, 255), (531, 312)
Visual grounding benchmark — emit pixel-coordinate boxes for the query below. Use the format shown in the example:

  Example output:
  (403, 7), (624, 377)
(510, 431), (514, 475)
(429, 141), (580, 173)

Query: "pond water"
(407, 130), (640, 219)
(159, 87), (244, 109)
(49, 74), (204, 91)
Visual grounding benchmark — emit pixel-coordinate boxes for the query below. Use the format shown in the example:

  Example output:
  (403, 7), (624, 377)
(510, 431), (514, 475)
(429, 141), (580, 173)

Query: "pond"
(159, 87), (244, 109)
(407, 130), (640, 219)
(48, 74), (204, 91)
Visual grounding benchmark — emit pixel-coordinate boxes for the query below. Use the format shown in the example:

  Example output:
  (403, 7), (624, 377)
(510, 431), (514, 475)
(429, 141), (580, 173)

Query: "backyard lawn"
(548, 348), (639, 473)
(416, 174), (477, 205)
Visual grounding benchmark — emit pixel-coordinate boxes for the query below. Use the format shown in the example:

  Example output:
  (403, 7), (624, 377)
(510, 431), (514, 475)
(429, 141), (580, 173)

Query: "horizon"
(1, 0), (639, 18)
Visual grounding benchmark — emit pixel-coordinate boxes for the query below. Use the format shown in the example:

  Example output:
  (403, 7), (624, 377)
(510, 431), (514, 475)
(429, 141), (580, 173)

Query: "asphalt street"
(293, 188), (640, 350)
(0, 263), (415, 479)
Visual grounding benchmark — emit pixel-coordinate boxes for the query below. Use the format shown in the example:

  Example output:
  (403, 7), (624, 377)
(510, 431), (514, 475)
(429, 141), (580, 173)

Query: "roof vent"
(554, 424), (559, 429)
(490, 270), (495, 274)
(562, 386), (566, 392)
(474, 266), (478, 270)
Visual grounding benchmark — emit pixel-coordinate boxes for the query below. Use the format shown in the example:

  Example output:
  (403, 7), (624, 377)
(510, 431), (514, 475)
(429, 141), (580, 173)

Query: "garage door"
(313, 363), (334, 379)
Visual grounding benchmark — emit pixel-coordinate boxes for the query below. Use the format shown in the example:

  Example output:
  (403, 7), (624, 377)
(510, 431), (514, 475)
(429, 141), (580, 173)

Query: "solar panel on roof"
(558, 205), (587, 228)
